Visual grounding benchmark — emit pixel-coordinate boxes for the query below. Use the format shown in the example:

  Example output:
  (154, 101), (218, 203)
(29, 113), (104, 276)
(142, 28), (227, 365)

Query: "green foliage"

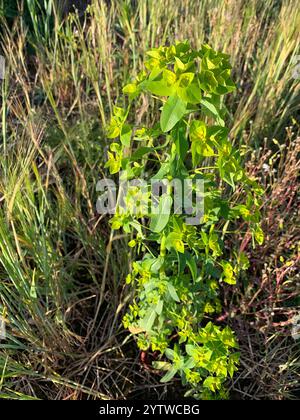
(160, 95), (187, 133)
(0, 0), (55, 42)
(106, 41), (264, 398)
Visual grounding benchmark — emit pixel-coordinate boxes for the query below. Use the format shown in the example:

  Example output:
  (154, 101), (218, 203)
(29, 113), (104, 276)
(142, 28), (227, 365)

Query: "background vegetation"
(0, 0), (299, 399)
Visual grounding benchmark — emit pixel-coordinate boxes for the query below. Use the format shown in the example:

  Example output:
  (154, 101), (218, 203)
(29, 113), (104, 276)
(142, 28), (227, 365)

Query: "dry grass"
(226, 129), (300, 399)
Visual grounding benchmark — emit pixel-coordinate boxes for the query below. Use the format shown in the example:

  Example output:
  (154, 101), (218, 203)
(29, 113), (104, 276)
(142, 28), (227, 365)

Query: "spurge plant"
(105, 41), (263, 399)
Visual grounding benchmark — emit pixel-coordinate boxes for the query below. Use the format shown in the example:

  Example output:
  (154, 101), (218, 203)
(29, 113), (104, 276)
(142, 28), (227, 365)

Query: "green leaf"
(190, 120), (208, 165)
(146, 49), (162, 60)
(150, 194), (173, 232)
(174, 56), (185, 71)
(174, 123), (189, 160)
(160, 95), (187, 133)
(184, 82), (202, 104)
(185, 252), (198, 281)
(167, 282), (180, 302)
(177, 72), (194, 88)
(203, 376), (222, 392)
(177, 73), (202, 104)
(150, 256), (164, 273)
(221, 261), (236, 285)
(145, 80), (175, 96)
(185, 344), (196, 356)
(120, 124), (132, 146)
(155, 300), (163, 315)
(184, 358), (196, 369)
(30, 274), (37, 299)
(152, 361), (172, 371)
(200, 98), (224, 126)
(122, 83), (139, 99)
(237, 252), (250, 270)
(177, 252), (187, 274)
(165, 348), (175, 359)
(208, 233), (222, 256)
(139, 308), (156, 332)
(199, 70), (218, 92)
(106, 117), (120, 138)
(160, 367), (177, 383)
(166, 232), (184, 254)
(152, 162), (170, 180)
(253, 224), (264, 245)
(113, 106), (126, 119)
